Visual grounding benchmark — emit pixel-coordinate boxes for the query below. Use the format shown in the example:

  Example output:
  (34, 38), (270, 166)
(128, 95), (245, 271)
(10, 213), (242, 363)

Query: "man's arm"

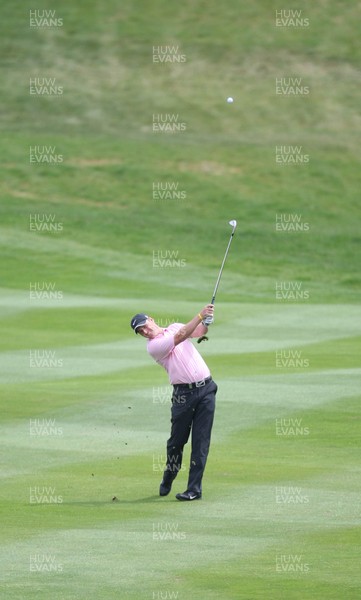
(191, 322), (208, 338)
(174, 305), (214, 347)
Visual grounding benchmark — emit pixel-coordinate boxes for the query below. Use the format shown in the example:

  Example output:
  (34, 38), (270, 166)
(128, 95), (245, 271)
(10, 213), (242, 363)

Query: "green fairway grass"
(1, 1), (360, 599)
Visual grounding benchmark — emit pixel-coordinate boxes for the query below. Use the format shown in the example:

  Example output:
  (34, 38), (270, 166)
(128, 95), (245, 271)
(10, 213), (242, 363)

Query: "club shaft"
(211, 231), (235, 303)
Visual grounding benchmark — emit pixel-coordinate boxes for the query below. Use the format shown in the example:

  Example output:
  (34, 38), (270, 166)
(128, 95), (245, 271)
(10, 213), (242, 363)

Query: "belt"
(173, 376), (212, 390)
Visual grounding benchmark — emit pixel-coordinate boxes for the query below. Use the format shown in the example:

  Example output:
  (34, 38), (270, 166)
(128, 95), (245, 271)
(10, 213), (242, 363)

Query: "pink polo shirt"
(147, 323), (211, 385)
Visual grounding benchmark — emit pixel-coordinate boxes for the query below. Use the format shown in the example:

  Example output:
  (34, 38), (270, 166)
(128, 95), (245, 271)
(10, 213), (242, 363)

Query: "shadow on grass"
(59, 495), (164, 505)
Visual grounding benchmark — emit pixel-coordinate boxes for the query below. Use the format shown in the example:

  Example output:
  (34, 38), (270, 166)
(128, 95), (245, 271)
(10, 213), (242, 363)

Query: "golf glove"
(202, 316), (214, 326)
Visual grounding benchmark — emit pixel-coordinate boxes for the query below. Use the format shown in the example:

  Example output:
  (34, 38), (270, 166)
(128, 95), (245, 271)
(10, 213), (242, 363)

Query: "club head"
(229, 219), (237, 231)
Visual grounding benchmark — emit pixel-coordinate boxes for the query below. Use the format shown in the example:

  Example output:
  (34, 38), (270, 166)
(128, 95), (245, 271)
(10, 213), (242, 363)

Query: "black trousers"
(163, 378), (217, 494)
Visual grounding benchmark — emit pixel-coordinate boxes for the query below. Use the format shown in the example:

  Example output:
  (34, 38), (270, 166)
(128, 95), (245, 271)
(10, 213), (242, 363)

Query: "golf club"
(197, 219), (237, 343)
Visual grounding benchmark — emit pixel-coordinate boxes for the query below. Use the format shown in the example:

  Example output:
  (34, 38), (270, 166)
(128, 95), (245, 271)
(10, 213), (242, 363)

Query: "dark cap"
(130, 313), (148, 334)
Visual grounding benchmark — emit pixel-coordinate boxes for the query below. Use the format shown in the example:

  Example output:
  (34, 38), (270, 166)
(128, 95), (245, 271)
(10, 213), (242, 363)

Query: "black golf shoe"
(159, 480), (173, 496)
(175, 490), (202, 501)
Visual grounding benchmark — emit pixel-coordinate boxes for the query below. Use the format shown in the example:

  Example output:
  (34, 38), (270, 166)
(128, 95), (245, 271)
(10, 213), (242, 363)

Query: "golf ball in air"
(227, 97), (234, 103)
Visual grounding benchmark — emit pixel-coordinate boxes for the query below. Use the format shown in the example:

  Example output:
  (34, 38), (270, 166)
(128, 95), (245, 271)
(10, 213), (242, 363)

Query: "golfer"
(130, 305), (217, 501)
